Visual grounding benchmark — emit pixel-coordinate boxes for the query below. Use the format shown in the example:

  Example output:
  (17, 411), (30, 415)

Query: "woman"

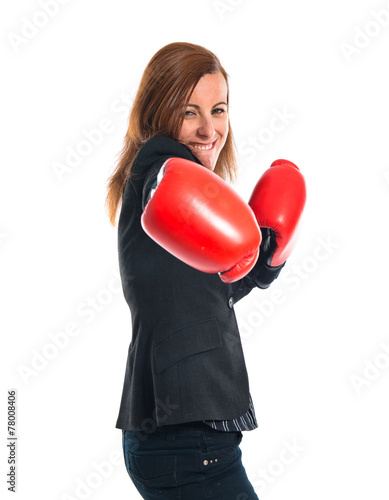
(105, 42), (303, 500)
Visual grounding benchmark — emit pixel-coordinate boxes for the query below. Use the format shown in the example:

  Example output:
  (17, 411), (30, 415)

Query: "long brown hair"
(105, 42), (238, 226)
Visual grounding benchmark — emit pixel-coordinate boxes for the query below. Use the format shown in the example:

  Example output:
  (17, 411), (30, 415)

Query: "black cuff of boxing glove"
(246, 258), (286, 289)
(239, 227), (285, 289)
(243, 226), (285, 288)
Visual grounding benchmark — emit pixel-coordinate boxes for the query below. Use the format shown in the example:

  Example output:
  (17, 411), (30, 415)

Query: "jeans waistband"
(123, 421), (242, 451)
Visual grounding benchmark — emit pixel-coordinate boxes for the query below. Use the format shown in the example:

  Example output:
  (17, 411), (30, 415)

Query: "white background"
(1, 0), (389, 499)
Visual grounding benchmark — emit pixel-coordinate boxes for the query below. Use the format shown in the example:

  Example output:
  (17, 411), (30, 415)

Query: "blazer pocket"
(154, 318), (221, 374)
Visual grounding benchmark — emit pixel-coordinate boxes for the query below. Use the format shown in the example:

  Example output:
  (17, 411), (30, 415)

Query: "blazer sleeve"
(132, 135), (285, 302)
(141, 164), (164, 211)
(128, 136), (203, 211)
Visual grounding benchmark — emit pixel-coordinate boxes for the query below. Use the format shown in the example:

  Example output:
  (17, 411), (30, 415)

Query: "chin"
(203, 162), (215, 171)
(205, 156), (218, 171)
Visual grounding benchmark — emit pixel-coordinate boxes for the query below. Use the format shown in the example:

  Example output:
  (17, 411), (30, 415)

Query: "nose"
(197, 115), (215, 139)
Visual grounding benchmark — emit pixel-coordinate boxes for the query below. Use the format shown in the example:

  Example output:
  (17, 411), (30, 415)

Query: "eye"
(212, 108), (226, 115)
(184, 110), (195, 116)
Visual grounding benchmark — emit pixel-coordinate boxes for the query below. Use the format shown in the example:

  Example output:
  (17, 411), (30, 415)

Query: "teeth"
(193, 143), (213, 150)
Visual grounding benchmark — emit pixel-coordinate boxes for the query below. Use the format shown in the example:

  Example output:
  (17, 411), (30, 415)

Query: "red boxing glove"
(141, 157), (262, 283)
(249, 159), (306, 266)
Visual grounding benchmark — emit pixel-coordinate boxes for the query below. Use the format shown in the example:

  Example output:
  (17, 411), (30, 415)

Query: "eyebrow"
(186, 101), (228, 108)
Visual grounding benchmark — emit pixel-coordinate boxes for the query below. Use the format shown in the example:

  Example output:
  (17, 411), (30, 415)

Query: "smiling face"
(177, 72), (229, 171)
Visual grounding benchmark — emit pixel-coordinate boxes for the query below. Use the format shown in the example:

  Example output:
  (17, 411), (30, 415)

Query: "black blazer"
(115, 136), (285, 431)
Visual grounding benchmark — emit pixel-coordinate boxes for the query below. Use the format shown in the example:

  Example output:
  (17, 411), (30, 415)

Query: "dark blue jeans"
(122, 421), (259, 499)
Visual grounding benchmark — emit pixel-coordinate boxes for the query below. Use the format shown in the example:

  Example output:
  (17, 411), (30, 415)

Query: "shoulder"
(132, 136), (203, 174)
